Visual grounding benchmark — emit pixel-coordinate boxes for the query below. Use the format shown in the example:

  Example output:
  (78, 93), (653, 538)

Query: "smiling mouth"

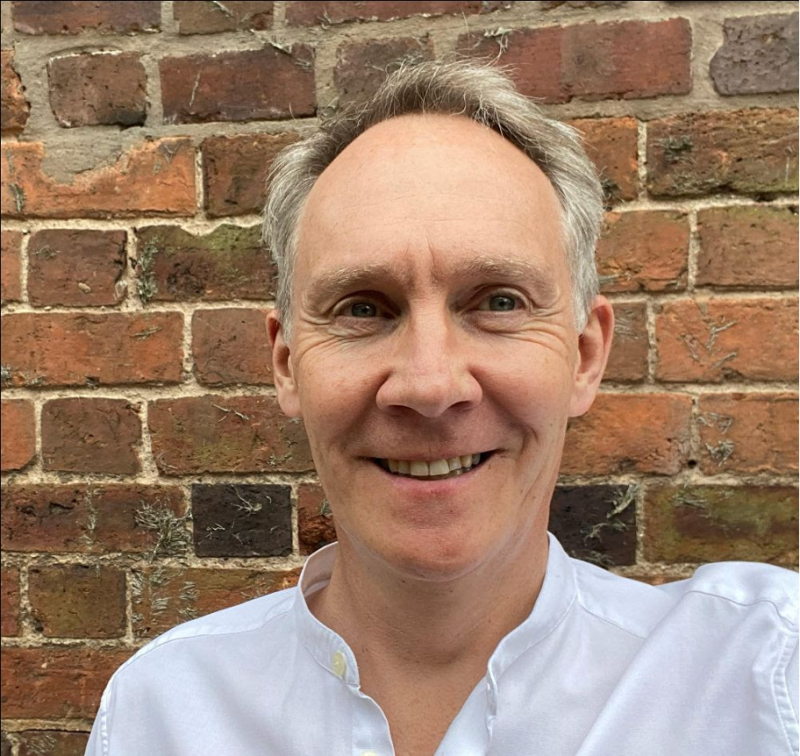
(371, 451), (495, 480)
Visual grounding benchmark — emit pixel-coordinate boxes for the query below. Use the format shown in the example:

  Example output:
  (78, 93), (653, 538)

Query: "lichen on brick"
(134, 502), (192, 560)
(135, 240), (159, 304)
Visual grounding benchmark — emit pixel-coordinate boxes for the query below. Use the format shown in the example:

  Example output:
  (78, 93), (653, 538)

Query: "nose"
(375, 312), (483, 418)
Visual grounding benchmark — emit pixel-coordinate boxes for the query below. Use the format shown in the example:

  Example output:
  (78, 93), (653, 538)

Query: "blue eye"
(479, 294), (518, 312)
(349, 302), (378, 317)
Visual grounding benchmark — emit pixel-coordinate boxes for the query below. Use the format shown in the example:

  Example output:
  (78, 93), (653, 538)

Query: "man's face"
(269, 114), (611, 582)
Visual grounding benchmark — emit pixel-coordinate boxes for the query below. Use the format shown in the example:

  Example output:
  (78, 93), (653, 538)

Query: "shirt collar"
(292, 532), (577, 686)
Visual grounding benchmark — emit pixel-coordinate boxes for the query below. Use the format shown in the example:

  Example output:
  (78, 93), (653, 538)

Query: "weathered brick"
(644, 485), (798, 565)
(597, 211), (689, 293)
(561, 393), (691, 475)
(192, 308), (273, 386)
(13, 1), (161, 35)
(0, 647), (132, 718)
(18, 731), (89, 756)
(1, 312), (184, 387)
(0, 733), (8, 756)
(696, 206), (798, 289)
(160, 46), (315, 125)
(1, 138), (195, 219)
(603, 302), (648, 383)
(298, 482), (336, 555)
(286, 0), (510, 26)
(569, 117), (638, 205)
(0, 567), (20, 636)
(711, 14), (798, 96)
(48, 51), (146, 128)
(29, 565), (126, 638)
(192, 484), (292, 557)
(132, 564), (300, 639)
(1, 484), (187, 554)
(1, 400), (35, 472)
(457, 18), (691, 103)
(28, 229), (126, 307)
(149, 395), (314, 474)
(647, 109), (799, 197)
(202, 132), (300, 217)
(550, 485), (636, 567)
(1, 50), (29, 133)
(175, 1), (274, 34)
(41, 398), (141, 474)
(334, 37), (435, 108)
(135, 225), (273, 302)
(697, 393), (798, 475)
(655, 298), (798, 382)
(1, 230), (22, 303)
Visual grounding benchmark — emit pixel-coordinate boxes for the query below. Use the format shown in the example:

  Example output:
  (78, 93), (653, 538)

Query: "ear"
(569, 295), (615, 417)
(266, 309), (302, 418)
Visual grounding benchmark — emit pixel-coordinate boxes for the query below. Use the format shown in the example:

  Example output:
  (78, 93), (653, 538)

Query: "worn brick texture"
(1, 0), (797, 739)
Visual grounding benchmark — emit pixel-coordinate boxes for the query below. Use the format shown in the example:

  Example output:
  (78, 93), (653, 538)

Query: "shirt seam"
(672, 588), (799, 630)
(772, 629), (800, 756)
(574, 595), (649, 641)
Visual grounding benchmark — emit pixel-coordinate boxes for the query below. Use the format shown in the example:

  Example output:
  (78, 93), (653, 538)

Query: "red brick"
(603, 302), (648, 383)
(1, 484), (187, 554)
(135, 225), (273, 302)
(647, 109), (799, 196)
(203, 132), (300, 217)
(29, 565), (126, 638)
(0, 647), (132, 718)
(697, 393), (798, 475)
(1, 50), (29, 133)
(597, 211), (688, 293)
(41, 398), (141, 474)
(569, 117), (638, 204)
(1, 400), (35, 472)
(13, 1), (161, 35)
(1, 138), (196, 219)
(28, 229), (126, 307)
(457, 18), (691, 103)
(160, 47), (315, 125)
(696, 206), (798, 289)
(149, 395), (314, 474)
(286, 0), (509, 25)
(298, 482), (336, 555)
(132, 565), (300, 638)
(0, 567), (20, 636)
(561, 393), (691, 475)
(1, 230), (23, 303)
(655, 298), (798, 382)
(175, 1), (274, 34)
(711, 14), (798, 96)
(334, 37), (435, 108)
(48, 51), (146, 128)
(18, 731), (89, 756)
(644, 485), (798, 565)
(192, 308), (273, 386)
(1, 312), (183, 387)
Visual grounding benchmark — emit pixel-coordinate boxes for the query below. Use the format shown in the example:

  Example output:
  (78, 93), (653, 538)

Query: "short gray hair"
(263, 56), (604, 341)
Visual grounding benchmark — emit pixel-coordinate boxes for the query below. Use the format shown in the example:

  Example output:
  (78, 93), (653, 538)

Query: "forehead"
(295, 114), (565, 285)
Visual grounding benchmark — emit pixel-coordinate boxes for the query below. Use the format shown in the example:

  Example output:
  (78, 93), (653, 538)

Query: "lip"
(365, 449), (496, 463)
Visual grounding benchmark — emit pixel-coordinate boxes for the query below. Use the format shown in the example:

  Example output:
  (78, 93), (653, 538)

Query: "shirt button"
(332, 651), (347, 678)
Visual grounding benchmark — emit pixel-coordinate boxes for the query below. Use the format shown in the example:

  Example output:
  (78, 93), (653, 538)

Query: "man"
(86, 59), (798, 756)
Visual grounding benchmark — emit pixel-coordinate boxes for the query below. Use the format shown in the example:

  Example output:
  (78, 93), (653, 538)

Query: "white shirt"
(86, 533), (799, 756)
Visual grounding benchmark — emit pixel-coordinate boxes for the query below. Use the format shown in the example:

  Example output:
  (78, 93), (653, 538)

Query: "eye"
(349, 302), (378, 318)
(477, 293), (521, 312)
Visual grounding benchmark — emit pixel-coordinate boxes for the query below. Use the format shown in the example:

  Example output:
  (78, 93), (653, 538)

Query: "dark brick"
(192, 308), (273, 386)
(13, 1), (161, 35)
(604, 302), (648, 383)
(160, 46), (315, 125)
(1, 230), (23, 303)
(286, 0), (510, 26)
(549, 485), (636, 567)
(192, 484), (292, 557)
(1, 400), (35, 472)
(298, 482), (336, 555)
(644, 485), (798, 565)
(28, 229), (126, 307)
(1, 732), (9, 756)
(48, 51), (146, 128)
(18, 731), (89, 756)
(711, 14), (798, 96)
(41, 397), (141, 474)
(1, 50), (29, 133)
(202, 132), (300, 217)
(28, 565), (126, 638)
(135, 225), (273, 302)
(175, 1), (274, 34)
(1, 567), (20, 636)
(647, 109), (799, 197)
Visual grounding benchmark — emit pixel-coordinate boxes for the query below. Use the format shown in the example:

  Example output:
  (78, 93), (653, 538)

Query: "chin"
(381, 533), (491, 583)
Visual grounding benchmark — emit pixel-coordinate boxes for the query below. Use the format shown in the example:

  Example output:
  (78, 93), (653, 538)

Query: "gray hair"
(262, 56), (604, 342)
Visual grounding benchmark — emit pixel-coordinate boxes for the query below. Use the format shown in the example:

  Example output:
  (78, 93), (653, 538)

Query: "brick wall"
(1, 0), (797, 749)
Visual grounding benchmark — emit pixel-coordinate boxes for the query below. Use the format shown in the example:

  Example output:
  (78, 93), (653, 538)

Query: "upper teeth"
(385, 454), (482, 477)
